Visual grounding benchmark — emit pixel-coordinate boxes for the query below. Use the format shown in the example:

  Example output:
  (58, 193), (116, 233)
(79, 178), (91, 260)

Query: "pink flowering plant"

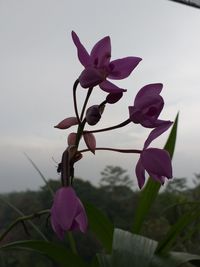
(1, 32), (200, 267)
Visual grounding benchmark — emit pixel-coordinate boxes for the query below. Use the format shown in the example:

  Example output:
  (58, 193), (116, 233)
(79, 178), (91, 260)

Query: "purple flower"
(129, 83), (170, 128)
(135, 122), (173, 188)
(136, 148), (173, 189)
(51, 187), (88, 239)
(72, 31), (142, 93)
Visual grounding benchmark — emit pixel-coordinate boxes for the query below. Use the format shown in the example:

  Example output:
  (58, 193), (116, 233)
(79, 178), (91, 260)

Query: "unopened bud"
(86, 105), (102, 125)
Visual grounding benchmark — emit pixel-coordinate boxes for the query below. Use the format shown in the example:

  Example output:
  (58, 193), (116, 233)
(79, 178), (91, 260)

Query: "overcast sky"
(0, 0), (200, 192)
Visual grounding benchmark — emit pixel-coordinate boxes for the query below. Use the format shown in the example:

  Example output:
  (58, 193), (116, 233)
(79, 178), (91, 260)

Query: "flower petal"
(134, 84), (163, 106)
(74, 199), (88, 233)
(79, 67), (104, 88)
(83, 132), (96, 154)
(90, 36), (111, 67)
(144, 121), (173, 149)
(51, 187), (78, 230)
(106, 92), (123, 104)
(99, 80), (126, 93)
(108, 57), (142, 80)
(135, 158), (146, 189)
(148, 172), (166, 185)
(141, 148), (173, 178)
(54, 117), (78, 129)
(51, 212), (65, 240)
(71, 31), (90, 67)
(141, 118), (170, 128)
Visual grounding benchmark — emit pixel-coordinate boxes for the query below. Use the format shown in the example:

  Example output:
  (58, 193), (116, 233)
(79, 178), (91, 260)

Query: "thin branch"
(84, 118), (131, 134)
(0, 209), (50, 242)
(80, 87), (93, 121)
(0, 197), (48, 241)
(73, 79), (81, 124)
(79, 147), (141, 154)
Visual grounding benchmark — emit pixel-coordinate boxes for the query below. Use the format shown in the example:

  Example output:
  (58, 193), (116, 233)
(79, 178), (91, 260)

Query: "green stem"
(67, 232), (78, 255)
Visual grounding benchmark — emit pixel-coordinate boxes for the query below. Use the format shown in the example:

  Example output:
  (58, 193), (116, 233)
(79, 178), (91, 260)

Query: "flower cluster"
(51, 31), (173, 239)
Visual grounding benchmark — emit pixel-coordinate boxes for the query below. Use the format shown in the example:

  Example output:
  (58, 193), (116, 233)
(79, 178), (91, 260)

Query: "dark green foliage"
(1, 170), (200, 266)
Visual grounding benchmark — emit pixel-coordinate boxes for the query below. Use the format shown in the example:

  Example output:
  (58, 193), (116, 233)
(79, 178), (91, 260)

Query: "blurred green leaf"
(97, 254), (112, 267)
(98, 229), (200, 267)
(132, 113), (179, 234)
(90, 256), (101, 267)
(155, 208), (200, 255)
(84, 201), (114, 253)
(24, 153), (54, 197)
(0, 240), (88, 267)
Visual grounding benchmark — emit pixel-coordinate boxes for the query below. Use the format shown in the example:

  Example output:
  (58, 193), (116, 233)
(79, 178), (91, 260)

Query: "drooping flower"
(135, 122), (173, 188)
(136, 148), (172, 189)
(51, 187), (88, 239)
(129, 83), (171, 128)
(72, 31), (142, 93)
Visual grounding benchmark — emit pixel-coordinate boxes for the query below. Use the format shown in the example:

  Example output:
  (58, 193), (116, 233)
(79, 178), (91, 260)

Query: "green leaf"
(96, 254), (112, 267)
(0, 240), (88, 267)
(98, 229), (200, 267)
(132, 113), (179, 234)
(90, 256), (101, 267)
(155, 208), (200, 255)
(84, 201), (114, 252)
(24, 152), (54, 197)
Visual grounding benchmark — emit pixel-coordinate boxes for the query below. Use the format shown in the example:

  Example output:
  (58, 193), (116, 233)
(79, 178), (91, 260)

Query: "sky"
(0, 0), (200, 192)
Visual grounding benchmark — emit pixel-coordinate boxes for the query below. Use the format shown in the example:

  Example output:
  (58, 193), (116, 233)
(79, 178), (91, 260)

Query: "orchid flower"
(72, 31), (142, 93)
(51, 187), (88, 239)
(129, 83), (171, 128)
(136, 122), (173, 188)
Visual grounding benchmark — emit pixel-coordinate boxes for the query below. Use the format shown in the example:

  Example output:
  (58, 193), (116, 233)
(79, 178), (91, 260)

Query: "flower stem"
(85, 118), (131, 133)
(73, 79), (81, 124)
(75, 119), (86, 147)
(79, 147), (141, 154)
(60, 149), (70, 187)
(67, 232), (78, 255)
(80, 87), (93, 121)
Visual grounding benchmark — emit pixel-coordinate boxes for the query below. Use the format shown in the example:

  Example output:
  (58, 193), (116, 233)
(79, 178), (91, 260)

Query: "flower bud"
(67, 132), (77, 146)
(86, 105), (102, 125)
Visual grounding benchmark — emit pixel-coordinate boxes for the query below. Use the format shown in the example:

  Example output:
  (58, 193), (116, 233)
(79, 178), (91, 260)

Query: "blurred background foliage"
(0, 165), (200, 266)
